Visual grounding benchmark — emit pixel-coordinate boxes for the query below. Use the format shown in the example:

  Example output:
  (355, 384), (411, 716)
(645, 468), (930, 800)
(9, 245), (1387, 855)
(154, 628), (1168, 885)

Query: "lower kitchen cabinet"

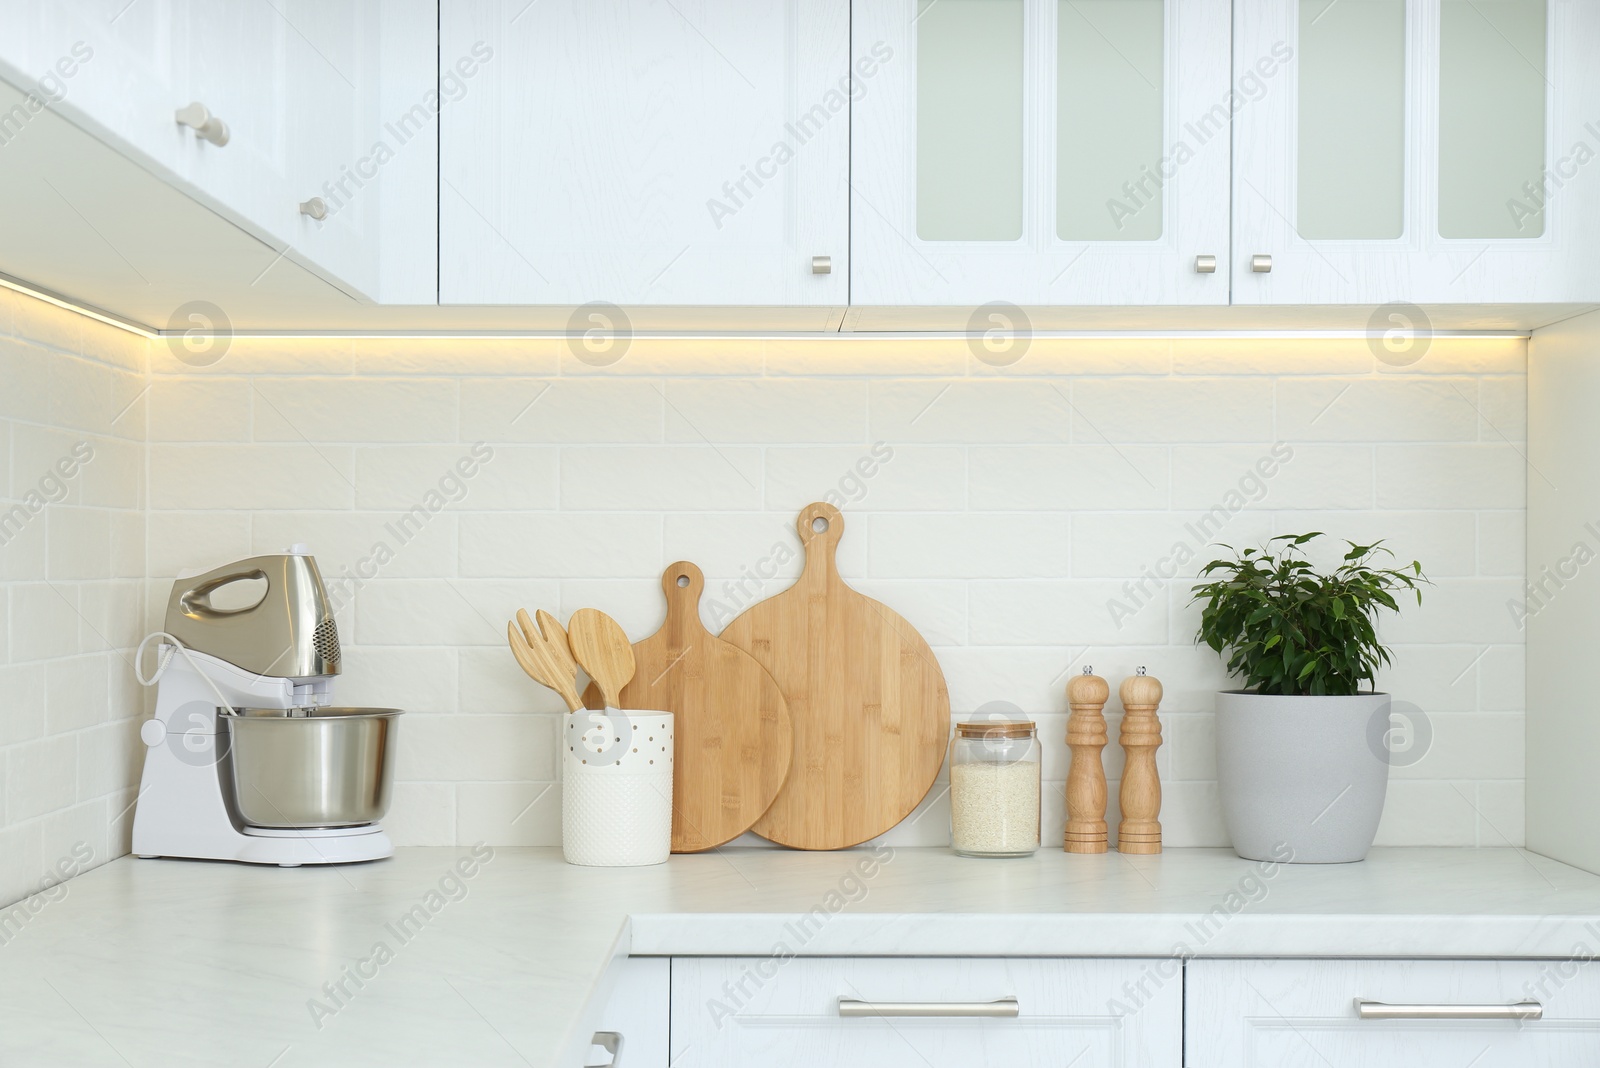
(589, 957), (669, 1068)
(669, 957), (1182, 1067)
(1188, 959), (1600, 1067)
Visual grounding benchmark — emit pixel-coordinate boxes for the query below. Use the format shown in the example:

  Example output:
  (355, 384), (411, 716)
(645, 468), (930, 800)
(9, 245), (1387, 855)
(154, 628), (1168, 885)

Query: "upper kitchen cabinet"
(1233, 0), (1600, 306)
(0, 0), (437, 307)
(438, 0), (850, 312)
(849, 0), (1233, 312)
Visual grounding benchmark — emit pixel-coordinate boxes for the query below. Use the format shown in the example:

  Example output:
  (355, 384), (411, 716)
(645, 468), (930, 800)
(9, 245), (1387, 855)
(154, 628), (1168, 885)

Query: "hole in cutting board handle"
(676, 575), (691, 588)
(812, 517), (829, 533)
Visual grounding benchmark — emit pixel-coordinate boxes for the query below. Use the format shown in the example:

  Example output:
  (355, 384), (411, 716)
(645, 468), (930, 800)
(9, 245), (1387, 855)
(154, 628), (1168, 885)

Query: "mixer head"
(163, 551), (342, 680)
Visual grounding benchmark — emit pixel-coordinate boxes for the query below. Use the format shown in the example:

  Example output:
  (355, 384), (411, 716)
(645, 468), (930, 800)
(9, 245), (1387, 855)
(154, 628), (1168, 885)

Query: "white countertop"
(3, 846), (1599, 1067)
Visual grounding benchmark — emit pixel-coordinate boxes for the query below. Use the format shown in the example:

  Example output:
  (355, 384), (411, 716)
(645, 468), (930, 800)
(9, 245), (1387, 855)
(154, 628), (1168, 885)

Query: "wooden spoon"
(507, 610), (583, 712)
(567, 608), (636, 709)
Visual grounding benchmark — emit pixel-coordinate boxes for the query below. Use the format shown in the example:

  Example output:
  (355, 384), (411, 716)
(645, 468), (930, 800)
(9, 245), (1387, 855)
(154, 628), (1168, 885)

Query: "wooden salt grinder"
(1064, 667), (1110, 854)
(1117, 668), (1164, 855)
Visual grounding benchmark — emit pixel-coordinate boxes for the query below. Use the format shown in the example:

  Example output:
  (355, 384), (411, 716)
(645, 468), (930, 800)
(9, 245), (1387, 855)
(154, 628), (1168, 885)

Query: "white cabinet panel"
(851, 0), (1232, 308)
(439, 0), (850, 307)
(1189, 958), (1600, 1067)
(1233, 0), (1600, 305)
(588, 958), (669, 1068)
(0, 0), (437, 305)
(671, 957), (1182, 1068)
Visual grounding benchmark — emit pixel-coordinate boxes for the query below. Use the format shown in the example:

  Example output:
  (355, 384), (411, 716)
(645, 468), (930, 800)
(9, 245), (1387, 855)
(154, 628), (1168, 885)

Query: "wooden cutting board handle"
(581, 561), (793, 853)
(722, 502), (951, 851)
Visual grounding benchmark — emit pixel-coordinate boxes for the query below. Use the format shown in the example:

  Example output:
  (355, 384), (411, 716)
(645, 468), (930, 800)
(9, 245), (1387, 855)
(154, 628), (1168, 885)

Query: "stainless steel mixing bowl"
(223, 707), (402, 828)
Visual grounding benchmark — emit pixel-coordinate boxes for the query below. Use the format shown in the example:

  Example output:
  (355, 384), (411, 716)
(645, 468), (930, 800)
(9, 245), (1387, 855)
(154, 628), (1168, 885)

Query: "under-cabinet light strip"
(0, 274), (158, 339)
(0, 276), (1536, 342)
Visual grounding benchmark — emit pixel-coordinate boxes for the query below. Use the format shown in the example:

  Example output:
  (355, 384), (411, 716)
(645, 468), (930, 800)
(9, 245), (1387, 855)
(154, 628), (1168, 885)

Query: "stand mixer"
(131, 547), (402, 866)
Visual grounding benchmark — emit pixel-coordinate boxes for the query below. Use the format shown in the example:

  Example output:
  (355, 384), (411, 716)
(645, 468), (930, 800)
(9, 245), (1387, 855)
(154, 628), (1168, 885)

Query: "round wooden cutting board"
(582, 562), (793, 853)
(720, 502), (951, 850)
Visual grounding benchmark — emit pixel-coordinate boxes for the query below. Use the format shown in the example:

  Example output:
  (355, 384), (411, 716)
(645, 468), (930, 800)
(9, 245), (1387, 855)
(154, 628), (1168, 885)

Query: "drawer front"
(671, 957), (1181, 1068)
(1189, 959), (1600, 1067)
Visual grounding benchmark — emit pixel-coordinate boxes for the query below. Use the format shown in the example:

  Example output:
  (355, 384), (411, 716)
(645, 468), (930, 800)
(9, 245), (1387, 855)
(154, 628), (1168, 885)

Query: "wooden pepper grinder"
(1117, 667), (1164, 854)
(1064, 667), (1109, 854)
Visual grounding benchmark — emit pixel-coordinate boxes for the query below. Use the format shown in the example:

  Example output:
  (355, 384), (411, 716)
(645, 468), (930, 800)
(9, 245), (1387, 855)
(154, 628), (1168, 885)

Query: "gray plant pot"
(1214, 690), (1391, 864)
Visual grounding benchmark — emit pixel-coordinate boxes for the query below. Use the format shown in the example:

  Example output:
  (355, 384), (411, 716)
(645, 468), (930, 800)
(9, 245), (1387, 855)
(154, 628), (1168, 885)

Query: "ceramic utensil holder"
(562, 710), (674, 867)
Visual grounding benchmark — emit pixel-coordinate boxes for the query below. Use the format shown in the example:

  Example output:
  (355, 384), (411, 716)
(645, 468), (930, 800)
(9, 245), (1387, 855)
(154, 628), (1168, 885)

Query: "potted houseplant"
(1192, 533), (1428, 863)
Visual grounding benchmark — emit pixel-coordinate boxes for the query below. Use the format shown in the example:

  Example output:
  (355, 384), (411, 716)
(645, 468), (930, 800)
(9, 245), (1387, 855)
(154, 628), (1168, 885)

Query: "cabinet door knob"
(811, 255), (832, 275)
(1251, 254), (1273, 273)
(299, 198), (328, 221)
(175, 102), (230, 147)
(1195, 254), (1217, 274)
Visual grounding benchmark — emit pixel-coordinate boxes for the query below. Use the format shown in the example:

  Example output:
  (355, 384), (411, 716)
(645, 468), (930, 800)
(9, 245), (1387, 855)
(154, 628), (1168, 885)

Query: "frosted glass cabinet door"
(851, 0), (1232, 309)
(1233, 0), (1600, 306)
(440, 0), (850, 307)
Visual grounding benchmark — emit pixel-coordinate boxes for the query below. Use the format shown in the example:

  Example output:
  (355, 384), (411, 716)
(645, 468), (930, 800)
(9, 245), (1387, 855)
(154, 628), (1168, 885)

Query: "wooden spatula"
(567, 608), (636, 709)
(507, 609), (584, 712)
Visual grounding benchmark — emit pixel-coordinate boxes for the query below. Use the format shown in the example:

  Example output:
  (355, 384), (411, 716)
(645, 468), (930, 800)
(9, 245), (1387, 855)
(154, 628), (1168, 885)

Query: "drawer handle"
(837, 997), (1019, 1019)
(1355, 999), (1543, 1021)
(584, 1031), (623, 1067)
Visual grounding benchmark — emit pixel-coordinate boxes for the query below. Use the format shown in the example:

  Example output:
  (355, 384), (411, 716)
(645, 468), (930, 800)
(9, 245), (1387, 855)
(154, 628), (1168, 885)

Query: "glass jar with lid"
(949, 719), (1041, 857)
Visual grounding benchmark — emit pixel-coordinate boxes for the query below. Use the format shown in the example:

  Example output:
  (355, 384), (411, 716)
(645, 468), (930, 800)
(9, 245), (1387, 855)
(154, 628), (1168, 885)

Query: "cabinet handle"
(1355, 999), (1543, 1021)
(837, 997), (1019, 1019)
(811, 255), (832, 275)
(1195, 254), (1217, 274)
(174, 102), (230, 147)
(1251, 254), (1272, 273)
(584, 1031), (623, 1067)
(299, 198), (328, 221)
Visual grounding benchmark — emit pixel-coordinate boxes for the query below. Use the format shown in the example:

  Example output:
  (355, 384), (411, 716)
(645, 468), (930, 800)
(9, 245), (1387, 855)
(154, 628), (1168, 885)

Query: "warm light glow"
(0, 274), (157, 339)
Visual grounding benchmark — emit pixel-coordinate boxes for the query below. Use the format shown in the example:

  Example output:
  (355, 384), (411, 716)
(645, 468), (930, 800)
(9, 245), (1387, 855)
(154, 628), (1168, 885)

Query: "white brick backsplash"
(1475, 780), (1526, 846)
(0, 288), (1536, 875)
(1376, 444), (1525, 509)
(662, 512), (861, 580)
(1373, 781), (1479, 846)
(147, 378), (252, 442)
(354, 578), (560, 646)
(398, 713), (557, 782)
(355, 445), (556, 511)
(868, 514), (1070, 579)
(457, 781), (560, 846)
(144, 512), (252, 579)
(459, 377), (663, 444)
(561, 446), (763, 510)
(383, 783), (457, 847)
(7, 735), (76, 822)
(252, 378), (458, 443)
(970, 580), (1169, 645)
(871, 380), (1073, 443)
(1172, 444), (1372, 511)
(150, 445), (355, 509)
(968, 445), (1168, 511)
(1274, 510), (1476, 576)
(251, 511), (458, 580)
(0, 339), (52, 420)
(45, 655), (108, 733)
(1476, 377), (1528, 441)
(460, 513), (662, 578)
(0, 663), (47, 746)
(765, 445), (966, 512)
(1478, 511), (1525, 576)
(335, 646), (459, 713)
(1073, 378), (1276, 443)
(666, 379), (867, 443)
(1277, 377), (1480, 442)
